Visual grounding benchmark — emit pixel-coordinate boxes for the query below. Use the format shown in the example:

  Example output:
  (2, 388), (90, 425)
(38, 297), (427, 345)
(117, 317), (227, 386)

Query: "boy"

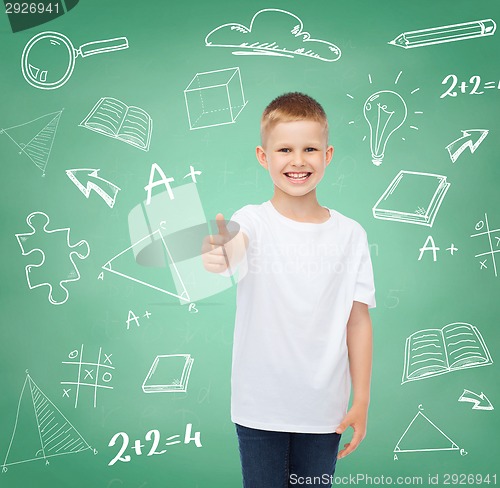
(202, 92), (375, 487)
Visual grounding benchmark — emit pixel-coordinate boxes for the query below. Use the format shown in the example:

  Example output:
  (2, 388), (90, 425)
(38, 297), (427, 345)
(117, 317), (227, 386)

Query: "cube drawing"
(184, 67), (247, 130)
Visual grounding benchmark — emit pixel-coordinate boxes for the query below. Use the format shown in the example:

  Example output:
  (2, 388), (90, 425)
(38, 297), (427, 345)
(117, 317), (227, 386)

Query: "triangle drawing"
(2, 373), (93, 471)
(102, 230), (191, 303)
(394, 410), (459, 454)
(0, 110), (63, 175)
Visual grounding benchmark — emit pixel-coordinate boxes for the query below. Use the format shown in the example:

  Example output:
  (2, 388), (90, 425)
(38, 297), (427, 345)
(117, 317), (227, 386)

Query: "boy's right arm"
(202, 213), (249, 275)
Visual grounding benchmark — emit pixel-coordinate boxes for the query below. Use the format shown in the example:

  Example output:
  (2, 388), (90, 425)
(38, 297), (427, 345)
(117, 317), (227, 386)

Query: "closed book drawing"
(373, 170), (450, 226)
(402, 322), (492, 384)
(142, 354), (194, 393)
(80, 97), (152, 151)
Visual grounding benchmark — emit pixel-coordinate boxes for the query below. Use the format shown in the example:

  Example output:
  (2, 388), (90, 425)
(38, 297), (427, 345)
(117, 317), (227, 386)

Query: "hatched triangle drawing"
(0, 110), (63, 175)
(394, 409), (459, 455)
(102, 230), (191, 303)
(2, 373), (93, 471)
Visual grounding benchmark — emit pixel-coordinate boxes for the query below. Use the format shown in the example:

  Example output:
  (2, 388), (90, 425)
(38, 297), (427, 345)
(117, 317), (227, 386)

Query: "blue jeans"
(235, 423), (342, 488)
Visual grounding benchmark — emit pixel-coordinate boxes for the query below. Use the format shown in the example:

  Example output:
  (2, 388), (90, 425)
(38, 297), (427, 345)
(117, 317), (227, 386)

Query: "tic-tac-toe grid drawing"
(471, 212), (500, 277)
(61, 345), (114, 408)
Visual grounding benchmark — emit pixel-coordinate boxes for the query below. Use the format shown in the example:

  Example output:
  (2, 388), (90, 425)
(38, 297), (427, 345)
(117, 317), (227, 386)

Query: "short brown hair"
(260, 92), (328, 145)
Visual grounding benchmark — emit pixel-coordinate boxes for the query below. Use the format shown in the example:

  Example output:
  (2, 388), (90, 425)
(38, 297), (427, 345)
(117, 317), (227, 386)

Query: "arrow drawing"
(458, 389), (494, 410)
(446, 129), (489, 163)
(66, 169), (121, 208)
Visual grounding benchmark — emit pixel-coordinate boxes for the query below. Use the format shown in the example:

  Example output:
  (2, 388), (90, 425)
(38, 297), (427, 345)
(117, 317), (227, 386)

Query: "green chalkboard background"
(1, 0), (499, 487)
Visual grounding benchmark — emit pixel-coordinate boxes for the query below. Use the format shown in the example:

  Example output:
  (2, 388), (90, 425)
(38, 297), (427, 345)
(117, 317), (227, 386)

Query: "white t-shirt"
(220, 200), (376, 433)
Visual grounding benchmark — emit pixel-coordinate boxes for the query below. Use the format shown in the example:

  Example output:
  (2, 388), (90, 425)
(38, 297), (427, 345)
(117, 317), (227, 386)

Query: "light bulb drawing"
(345, 72), (422, 172)
(363, 90), (408, 166)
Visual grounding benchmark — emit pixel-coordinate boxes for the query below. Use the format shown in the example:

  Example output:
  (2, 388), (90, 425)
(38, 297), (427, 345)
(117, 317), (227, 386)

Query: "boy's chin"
(274, 184), (319, 196)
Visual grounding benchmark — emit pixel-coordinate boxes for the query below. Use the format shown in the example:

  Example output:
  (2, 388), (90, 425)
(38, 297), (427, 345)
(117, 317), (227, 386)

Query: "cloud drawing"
(205, 9), (341, 62)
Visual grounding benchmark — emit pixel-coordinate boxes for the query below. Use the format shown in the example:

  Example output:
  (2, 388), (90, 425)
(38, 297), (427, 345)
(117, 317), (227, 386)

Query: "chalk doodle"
(402, 322), (492, 384)
(108, 424), (202, 466)
(347, 72), (423, 165)
(80, 97), (152, 151)
(394, 406), (466, 460)
(101, 229), (191, 303)
(2, 373), (95, 471)
(441, 75), (500, 98)
(184, 67), (248, 130)
(417, 236), (458, 261)
(363, 90), (407, 166)
(458, 389), (494, 411)
(142, 354), (194, 393)
(15, 212), (90, 305)
(373, 171), (450, 227)
(144, 163), (175, 203)
(471, 213), (500, 277)
(205, 9), (341, 62)
(418, 236), (440, 262)
(446, 130), (488, 162)
(22, 31), (129, 90)
(0, 109), (62, 175)
(143, 163), (204, 204)
(126, 310), (152, 330)
(60, 345), (114, 408)
(103, 182), (239, 306)
(183, 165), (203, 183)
(389, 19), (496, 49)
(66, 168), (121, 208)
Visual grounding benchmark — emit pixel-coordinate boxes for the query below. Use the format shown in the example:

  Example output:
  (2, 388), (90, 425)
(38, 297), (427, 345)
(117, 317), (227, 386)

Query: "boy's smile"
(256, 120), (334, 198)
(283, 171), (312, 183)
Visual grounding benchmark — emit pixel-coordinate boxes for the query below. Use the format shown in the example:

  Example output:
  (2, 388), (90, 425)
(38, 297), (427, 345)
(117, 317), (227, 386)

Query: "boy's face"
(256, 120), (334, 198)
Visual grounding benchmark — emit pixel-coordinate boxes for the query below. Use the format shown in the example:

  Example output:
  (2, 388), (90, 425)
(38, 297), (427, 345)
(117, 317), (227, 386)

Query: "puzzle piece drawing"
(15, 212), (90, 305)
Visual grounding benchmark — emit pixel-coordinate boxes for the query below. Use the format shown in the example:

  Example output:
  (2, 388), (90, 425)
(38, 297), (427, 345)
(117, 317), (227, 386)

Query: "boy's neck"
(270, 192), (330, 223)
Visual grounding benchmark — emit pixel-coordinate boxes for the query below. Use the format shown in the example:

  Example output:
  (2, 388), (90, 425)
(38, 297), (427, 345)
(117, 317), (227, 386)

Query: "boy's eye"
(277, 147), (318, 153)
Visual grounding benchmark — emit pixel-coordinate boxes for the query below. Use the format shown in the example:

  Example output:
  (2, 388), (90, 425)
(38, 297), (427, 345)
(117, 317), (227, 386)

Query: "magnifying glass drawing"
(21, 31), (129, 90)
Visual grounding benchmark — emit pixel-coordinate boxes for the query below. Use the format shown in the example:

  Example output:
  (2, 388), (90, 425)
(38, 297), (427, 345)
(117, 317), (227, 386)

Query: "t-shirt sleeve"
(353, 228), (376, 309)
(216, 206), (254, 278)
(228, 206), (254, 243)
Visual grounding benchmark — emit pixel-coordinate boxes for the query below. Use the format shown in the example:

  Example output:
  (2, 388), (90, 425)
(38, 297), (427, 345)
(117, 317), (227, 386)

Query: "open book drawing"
(80, 97), (152, 151)
(402, 322), (492, 384)
(373, 170), (450, 227)
(142, 354), (194, 393)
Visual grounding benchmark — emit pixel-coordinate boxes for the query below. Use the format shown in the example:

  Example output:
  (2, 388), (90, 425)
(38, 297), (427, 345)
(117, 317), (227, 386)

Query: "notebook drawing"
(142, 354), (194, 393)
(373, 170), (450, 227)
(402, 322), (492, 384)
(80, 97), (152, 151)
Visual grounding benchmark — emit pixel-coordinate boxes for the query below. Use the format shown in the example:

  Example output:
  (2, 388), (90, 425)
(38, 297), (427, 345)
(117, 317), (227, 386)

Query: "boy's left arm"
(335, 300), (373, 459)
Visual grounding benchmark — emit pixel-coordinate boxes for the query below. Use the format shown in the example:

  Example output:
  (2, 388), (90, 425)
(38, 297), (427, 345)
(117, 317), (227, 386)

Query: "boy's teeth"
(286, 172), (310, 179)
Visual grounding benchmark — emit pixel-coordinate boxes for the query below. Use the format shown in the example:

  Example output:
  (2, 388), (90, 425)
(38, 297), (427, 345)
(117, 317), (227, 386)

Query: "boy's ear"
(256, 146), (268, 170)
(326, 145), (334, 165)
